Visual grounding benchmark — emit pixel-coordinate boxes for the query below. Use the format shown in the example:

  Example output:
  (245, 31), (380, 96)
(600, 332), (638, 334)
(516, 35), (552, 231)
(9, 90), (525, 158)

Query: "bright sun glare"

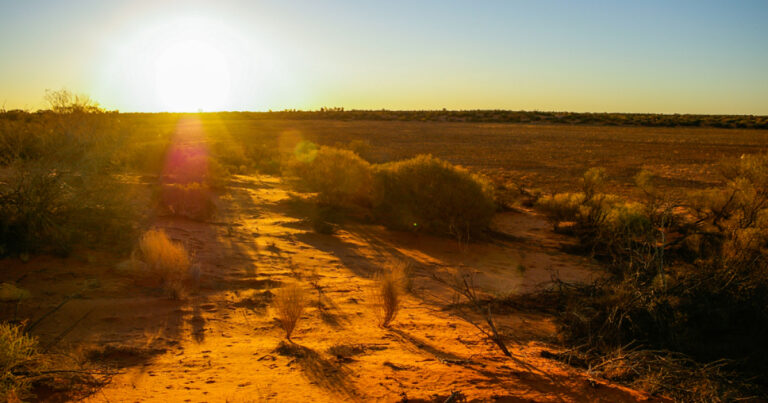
(155, 40), (231, 112)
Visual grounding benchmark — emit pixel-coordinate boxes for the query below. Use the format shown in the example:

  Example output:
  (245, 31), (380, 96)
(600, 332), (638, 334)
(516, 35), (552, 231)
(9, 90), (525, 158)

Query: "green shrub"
(372, 155), (495, 237)
(289, 144), (373, 206)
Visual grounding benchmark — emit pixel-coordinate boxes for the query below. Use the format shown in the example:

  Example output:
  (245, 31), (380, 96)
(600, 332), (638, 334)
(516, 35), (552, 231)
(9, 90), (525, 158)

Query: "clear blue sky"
(1, 0), (766, 113)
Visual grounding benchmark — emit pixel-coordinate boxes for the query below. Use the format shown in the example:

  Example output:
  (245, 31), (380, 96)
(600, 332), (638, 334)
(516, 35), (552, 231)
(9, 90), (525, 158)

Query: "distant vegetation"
(4, 108), (768, 129)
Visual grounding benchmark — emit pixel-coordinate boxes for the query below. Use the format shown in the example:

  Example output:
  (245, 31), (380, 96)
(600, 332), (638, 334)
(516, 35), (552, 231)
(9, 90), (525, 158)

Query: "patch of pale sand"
(27, 174), (655, 402)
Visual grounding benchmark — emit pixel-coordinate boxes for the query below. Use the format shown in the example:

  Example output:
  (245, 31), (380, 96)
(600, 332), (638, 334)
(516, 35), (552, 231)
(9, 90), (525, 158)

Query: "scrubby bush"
(537, 192), (585, 230)
(0, 164), (136, 256)
(372, 155), (495, 238)
(137, 229), (191, 298)
(289, 143), (373, 206)
(115, 139), (170, 173)
(287, 147), (497, 239)
(334, 139), (374, 162)
(245, 143), (281, 175)
(0, 323), (38, 400)
(536, 157), (768, 400)
(273, 284), (307, 340)
(0, 94), (138, 256)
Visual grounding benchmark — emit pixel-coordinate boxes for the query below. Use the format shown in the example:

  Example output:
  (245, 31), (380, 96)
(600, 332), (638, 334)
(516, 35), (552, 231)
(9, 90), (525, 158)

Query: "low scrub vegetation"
(372, 155), (496, 238)
(0, 322), (38, 400)
(289, 144), (496, 239)
(136, 229), (191, 298)
(200, 110), (768, 130)
(0, 95), (138, 256)
(0, 321), (111, 401)
(288, 144), (373, 206)
(534, 154), (768, 400)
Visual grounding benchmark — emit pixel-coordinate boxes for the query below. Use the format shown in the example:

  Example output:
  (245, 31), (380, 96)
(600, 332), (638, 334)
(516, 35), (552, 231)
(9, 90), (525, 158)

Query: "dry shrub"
(0, 164), (136, 256)
(0, 321), (113, 401)
(245, 142), (281, 175)
(137, 229), (190, 297)
(372, 269), (402, 328)
(289, 144), (373, 206)
(372, 155), (495, 238)
(116, 139), (169, 173)
(286, 147), (497, 239)
(205, 157), (232, 190)
(273, 284), (307, 340)
(0, 323), (38, 401)
(0, 100), (136, 257)
(537, 192), (585, 230)
(334, 139), (374, 162)
(537, 159), (768, 400)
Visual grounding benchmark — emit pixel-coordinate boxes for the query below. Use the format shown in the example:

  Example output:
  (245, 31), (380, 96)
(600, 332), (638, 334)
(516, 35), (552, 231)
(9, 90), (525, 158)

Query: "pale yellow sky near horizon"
(1, 1), (767, 115)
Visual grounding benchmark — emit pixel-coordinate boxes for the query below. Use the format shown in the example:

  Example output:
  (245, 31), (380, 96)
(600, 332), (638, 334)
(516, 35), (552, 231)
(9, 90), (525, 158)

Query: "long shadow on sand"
(275, 341), (360, 400)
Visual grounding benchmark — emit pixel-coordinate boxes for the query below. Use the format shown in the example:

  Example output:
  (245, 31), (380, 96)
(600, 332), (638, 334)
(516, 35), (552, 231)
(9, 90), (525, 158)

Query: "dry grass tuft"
(373, 269), (403, 328)
(0, 322), (38, 400)
(273, 284), (307, 340)
(137, 229), (190, 298)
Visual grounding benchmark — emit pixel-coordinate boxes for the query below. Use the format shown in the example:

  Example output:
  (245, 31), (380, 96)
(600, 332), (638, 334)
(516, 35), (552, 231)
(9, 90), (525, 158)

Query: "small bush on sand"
(0, 323), (38, 401)
(537, 192), (585, 230)
(273, 284), (307, 340)
(372, 269), (402, 328)
(289, 144), (373, 206)
(287, 147), (497, 239)
(137, 229), (190, 298)
(372, 155), (495, 238)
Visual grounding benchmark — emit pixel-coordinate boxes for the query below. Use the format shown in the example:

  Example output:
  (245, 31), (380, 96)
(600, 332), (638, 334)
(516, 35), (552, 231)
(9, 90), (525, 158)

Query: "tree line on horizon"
(2, 108), (768, 129)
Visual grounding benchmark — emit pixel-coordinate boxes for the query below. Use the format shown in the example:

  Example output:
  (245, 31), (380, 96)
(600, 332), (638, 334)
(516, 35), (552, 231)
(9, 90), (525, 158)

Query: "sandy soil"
(0, 172), (665, 402)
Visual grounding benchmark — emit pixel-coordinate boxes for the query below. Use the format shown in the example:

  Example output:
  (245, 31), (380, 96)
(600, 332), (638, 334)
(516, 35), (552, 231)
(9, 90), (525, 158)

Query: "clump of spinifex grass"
(0, 322), (38, 400)
(273, 284), (307, 340)
(372, 268), (405, 328)
(137, 229), (191, 298)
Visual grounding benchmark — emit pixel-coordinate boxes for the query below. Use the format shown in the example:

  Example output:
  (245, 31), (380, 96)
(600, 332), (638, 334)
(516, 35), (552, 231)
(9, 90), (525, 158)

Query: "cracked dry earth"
(8, 174), (660, 402)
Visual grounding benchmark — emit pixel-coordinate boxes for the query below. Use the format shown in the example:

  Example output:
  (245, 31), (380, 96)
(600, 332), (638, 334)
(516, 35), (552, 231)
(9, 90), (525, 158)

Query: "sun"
(155, 40), (231, 112)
